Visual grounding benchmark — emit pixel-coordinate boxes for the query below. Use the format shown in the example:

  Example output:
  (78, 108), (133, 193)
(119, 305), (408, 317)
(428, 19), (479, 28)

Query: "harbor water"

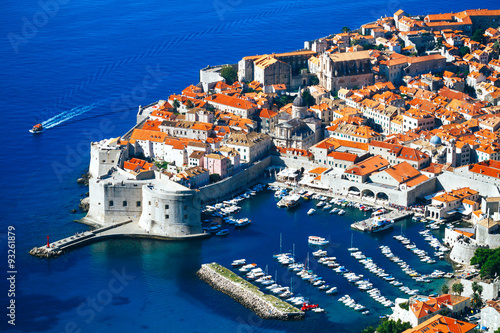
(2, 0), (499, 331)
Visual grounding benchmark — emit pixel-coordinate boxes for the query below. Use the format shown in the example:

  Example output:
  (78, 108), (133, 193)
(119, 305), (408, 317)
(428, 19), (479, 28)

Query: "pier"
(29, 220), (209, 258)
(351, 210), (414, 232)
(197, 263), (304, 320)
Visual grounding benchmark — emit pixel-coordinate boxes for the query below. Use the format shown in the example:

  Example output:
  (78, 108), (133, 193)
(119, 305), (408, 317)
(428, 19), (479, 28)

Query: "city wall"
(197, 156), (272, 204)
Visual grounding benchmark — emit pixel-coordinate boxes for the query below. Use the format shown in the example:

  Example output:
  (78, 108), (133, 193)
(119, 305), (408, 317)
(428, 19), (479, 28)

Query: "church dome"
(430, 135), (442, 145)
(293, 93), (307, 107)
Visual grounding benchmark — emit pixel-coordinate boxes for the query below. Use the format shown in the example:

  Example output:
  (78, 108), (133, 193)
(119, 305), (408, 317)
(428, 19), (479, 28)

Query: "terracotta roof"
(258, 108), (278, 119)
(327, 151), (359, 162)
(403, 315), (476, 333)
(433, 187), (478, 203)
(308, 167), (328, 174)
(205, 94), (257, 110)
(345, 155), (389, 176)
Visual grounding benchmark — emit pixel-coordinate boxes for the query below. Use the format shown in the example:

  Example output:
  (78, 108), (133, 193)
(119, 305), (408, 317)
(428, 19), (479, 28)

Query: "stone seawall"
(197, 156), (272, 204)
(197, 263), (304, 321)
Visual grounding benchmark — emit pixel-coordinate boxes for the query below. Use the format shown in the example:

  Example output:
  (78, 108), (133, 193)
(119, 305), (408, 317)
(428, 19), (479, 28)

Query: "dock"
(197, 263), (304, 320)
(351, 210), (414, 232)
(29, 220), (209, 258)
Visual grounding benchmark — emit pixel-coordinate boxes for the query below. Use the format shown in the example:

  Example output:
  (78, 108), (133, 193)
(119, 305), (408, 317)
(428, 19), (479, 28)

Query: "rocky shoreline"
(197, 263), (304, 321)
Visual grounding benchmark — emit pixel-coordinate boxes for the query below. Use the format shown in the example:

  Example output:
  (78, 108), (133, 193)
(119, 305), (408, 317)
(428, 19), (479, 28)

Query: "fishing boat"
(29, 123), (44, 134)
(216, 229), (229, 236)
(338, 209), (346, 215)
(284, 194), (301, 209)
(307, 208), (316, 215)
(308, 236), (329, 246)
(231, 259), (246, 267)
(234, 218), (251, 228)
(326, 287), (337, 294)
(368, 217), (394, 233)
(330, 208), (339, 214)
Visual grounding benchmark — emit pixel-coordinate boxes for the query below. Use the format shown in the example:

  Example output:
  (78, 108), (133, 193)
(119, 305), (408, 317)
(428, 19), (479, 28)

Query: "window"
(165, 214), (169, 219)
(123, 201), (127, 207)
(165, 204), (169, 209)
(136, 201), (141, 207)
(149, 201), (151, 206)
(184, 214), (188, 219)
(109, 201), (114, 207)
(184, 205), (187, 210)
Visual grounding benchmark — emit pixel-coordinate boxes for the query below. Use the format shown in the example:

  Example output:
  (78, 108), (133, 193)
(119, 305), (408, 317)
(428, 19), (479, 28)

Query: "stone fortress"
(445, 197), (500, 265)
(82, 109), (272, 239)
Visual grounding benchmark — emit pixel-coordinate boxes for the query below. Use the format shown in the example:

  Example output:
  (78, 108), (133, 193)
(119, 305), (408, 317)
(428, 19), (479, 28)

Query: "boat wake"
(41, 101), (103, 129)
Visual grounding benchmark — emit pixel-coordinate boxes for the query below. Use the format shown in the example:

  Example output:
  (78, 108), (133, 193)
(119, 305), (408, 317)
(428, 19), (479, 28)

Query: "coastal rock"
(77, 172), (90, 186)
(79, 197), (90, 212)
(70, 209), (77, 213)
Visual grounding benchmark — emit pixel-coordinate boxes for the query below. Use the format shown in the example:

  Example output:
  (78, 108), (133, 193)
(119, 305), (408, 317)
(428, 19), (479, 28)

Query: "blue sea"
(1, 0), (498, 332)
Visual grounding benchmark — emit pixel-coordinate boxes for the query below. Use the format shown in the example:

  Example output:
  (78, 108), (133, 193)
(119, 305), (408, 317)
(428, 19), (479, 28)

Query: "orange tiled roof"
(433, 187), (478, 202)
(345, 155), (389, 176)
(403, 315), (476, 333)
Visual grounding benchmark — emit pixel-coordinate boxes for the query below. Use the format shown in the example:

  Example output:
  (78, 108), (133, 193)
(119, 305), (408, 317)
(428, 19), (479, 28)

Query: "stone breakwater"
(197, 263), (304, 321)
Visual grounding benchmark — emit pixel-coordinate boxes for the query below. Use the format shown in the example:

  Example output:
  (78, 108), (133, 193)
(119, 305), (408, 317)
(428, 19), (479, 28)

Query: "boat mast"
(280, 232), (282, 254)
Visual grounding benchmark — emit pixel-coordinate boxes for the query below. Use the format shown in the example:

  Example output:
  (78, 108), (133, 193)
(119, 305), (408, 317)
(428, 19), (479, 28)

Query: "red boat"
(29, 123), (44, 134)
(301, 303), (319, 311)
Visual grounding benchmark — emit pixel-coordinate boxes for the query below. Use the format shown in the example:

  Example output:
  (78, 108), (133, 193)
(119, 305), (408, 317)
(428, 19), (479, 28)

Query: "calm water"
(1, 0), (498, 331)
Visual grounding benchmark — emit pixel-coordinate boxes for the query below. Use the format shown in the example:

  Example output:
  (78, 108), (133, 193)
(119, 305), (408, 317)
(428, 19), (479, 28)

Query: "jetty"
(197, 263), (304, 320)
(351, 210), (413, 232)
(29, 220), (209, 258)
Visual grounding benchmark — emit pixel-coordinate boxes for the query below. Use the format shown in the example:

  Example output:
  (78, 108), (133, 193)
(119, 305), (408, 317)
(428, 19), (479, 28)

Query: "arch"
(348, 186), (361, 195)
(376, 192), (389, 201)
(361, 189), (374, 198)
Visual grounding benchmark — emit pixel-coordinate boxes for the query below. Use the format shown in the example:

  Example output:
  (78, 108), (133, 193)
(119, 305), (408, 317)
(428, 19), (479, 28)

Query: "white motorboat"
(308, 236), (329, 246)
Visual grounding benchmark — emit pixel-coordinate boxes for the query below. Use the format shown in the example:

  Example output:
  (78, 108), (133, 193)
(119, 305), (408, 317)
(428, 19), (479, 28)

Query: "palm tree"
(452, 282), (464, 296)
(472, 281), (479, 294)
(441, 284), (449, 295)
(341, 26), (351, 33)
(471, 292), (482, 309)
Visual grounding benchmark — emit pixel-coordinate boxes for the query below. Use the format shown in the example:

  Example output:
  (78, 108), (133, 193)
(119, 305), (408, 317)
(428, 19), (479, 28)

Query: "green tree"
(452, 282), (464, 295)
(376, 319), (412, 333)
(310, 75), (319, 85)
(471, 248), (500, 279)
(341, 26), (351, 33)
(493, 40), (500, 51)
(172, 99), (180, 113)
(186, 99), (194, 109)
(209, 174), (222, 183)
(471, 292), (483, 309)
(399, 301), (409, 310)
(361, 327), (375, 333)
(494, 328), (500, 333)
(459, 46), (470, 57)
(441, 284), (449, 295)
(472, 281), (483, 295)
(302, 89), (316, 106)
(471, 29), (485, 43)
(220, 65), (237, 84)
